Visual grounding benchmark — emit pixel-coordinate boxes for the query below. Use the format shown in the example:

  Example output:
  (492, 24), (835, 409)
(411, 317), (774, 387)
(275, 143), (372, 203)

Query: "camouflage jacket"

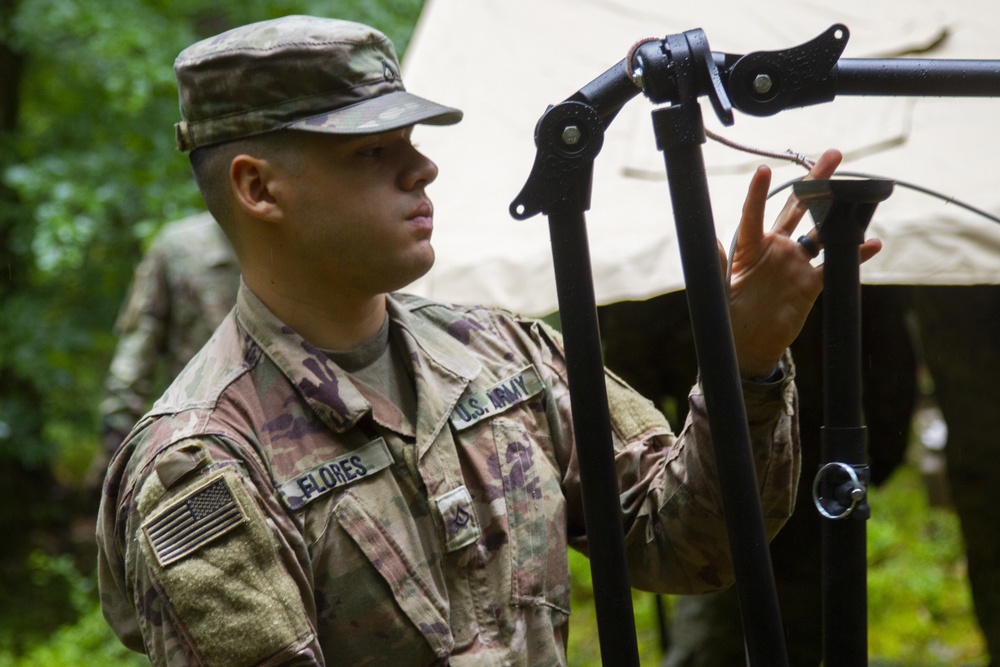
(100, 212), (239, 438)
(97, 285), (801, 667)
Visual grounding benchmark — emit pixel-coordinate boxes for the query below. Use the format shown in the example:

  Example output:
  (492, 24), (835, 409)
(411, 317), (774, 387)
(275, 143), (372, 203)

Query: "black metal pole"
(719, 24), (1000, 118)
(548, 202), (641, 667)
(653, 100), (789, 667)
(835, 58), (1000, 97)
(794, 179), (894, 666)
(509, 92), (641, 665)
(821, 227), (869, 667)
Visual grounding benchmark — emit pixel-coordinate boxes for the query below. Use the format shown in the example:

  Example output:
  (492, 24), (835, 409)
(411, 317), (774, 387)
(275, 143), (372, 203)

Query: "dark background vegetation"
(0, 0), (986, 664)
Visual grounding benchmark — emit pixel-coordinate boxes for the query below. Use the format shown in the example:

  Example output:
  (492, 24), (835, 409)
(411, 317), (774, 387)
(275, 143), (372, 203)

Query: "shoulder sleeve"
(97, 436), (321, 666)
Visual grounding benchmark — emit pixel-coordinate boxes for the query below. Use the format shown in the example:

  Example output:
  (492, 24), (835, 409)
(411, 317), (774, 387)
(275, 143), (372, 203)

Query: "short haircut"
(188, 131), (303, 229)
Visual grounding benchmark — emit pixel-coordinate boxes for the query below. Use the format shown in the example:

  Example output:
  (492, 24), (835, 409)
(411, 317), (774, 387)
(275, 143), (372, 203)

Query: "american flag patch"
(142, 474), (247, 567)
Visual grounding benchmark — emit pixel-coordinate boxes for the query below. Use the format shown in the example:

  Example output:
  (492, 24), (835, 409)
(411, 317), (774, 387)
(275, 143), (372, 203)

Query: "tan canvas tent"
(403, 0), (1000, 316)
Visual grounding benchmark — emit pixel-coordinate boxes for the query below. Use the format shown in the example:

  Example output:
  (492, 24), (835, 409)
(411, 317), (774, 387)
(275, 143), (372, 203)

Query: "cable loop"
(625, 37), (663, 84)
(706, 128), (816, 170)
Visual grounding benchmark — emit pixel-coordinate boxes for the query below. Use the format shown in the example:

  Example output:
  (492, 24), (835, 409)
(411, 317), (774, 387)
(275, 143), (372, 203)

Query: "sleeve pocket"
(139, 469), (314, 667)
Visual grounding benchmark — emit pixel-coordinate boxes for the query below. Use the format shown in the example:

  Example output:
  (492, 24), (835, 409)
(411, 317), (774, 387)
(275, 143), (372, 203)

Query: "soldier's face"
(277, 127), (440, 295)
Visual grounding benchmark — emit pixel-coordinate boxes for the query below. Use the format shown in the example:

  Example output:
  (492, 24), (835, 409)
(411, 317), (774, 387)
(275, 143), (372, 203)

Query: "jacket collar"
(235, 284), (480, 439)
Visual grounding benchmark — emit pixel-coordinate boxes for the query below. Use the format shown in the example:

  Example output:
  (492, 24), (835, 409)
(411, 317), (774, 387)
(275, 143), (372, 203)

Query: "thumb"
(717, 238), (730, 283)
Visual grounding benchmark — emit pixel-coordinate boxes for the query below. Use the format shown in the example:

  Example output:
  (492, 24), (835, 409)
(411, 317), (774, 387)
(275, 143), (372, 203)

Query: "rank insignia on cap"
(142, 473), (247, 567)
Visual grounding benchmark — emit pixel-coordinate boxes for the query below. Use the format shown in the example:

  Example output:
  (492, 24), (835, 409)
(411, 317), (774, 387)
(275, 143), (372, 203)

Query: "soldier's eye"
(357, 145), (384, 158)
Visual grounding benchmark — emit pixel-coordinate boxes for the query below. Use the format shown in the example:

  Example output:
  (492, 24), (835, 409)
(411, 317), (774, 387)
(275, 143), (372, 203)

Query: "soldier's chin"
(419, 245), (436, 275)
(395, 249), (435, 292)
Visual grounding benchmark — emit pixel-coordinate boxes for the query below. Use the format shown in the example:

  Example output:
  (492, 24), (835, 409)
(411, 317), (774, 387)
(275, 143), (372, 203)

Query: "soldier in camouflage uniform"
(91, 212), (238, 487)
(99, 212), (238, 446)
(96, 16), (881, 666)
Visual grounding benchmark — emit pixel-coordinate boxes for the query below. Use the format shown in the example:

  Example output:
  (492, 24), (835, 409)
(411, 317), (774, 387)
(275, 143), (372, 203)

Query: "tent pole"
(794, 179), (894, 666)
(548, 202), (642, 667)
(652, 100), (790, 667)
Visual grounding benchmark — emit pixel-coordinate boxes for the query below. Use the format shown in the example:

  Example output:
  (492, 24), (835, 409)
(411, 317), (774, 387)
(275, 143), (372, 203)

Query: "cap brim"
(286, 90), (462, 135)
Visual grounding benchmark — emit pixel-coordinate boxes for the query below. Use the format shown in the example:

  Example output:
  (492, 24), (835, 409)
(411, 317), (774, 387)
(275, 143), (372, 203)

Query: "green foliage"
(0, 551), (145, 666)
(0, 604), (147, 667)
(567, 549), (665, 666)
(867, 465), (987, 665)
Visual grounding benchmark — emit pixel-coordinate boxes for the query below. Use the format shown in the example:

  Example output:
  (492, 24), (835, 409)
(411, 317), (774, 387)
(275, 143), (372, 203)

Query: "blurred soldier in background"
(88, 212), (238, 487)
(913, 285), (1000, 665)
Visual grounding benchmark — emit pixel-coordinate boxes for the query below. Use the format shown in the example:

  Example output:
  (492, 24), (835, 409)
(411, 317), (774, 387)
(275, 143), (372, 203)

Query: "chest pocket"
(492, 418), (570, 612)
(302, 461), (451, 665)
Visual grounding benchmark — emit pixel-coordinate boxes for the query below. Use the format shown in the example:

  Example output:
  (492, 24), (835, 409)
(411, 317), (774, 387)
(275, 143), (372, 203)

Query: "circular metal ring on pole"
(812, 461), (864, 520)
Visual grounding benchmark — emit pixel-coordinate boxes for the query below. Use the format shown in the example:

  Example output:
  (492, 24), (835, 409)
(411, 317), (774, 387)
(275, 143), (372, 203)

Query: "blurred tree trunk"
(1, 0), (24, 282)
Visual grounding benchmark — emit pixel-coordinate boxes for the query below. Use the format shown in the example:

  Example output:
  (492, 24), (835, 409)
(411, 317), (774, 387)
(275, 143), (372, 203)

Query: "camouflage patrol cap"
(173, 15), (463, 152)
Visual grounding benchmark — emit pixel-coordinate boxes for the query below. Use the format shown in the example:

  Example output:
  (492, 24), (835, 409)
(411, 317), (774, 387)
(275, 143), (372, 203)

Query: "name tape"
(279, 437), (392, 510)
(449, 365), (544, 431)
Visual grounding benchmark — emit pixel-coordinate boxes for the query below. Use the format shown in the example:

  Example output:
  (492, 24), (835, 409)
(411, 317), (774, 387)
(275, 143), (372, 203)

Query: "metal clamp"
(812, 461), (867, 520)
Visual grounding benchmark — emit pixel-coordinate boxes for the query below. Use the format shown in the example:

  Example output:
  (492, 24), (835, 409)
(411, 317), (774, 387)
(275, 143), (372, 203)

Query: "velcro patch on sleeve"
(604, 370), (671, 442)
(142, 473), (248, 567)
(138, 468), (315, 666)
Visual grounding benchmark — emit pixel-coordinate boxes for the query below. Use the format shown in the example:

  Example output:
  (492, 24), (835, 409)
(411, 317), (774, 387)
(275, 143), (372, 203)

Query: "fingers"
(795, 234), (821, 259)
(804, 237), (883, 289)
(773, 148), (843, 236)
(797, 234), (882, 263)
(717, 239), (730, 280)
(859, 237), (883, 263)
(738, 165), (772, 247)
(806, 148), (843, 181)
(734, 149), (855, 265)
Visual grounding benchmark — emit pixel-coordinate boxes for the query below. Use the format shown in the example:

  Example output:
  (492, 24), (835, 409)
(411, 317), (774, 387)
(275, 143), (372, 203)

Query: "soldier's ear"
(229, 154), (285, 223)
